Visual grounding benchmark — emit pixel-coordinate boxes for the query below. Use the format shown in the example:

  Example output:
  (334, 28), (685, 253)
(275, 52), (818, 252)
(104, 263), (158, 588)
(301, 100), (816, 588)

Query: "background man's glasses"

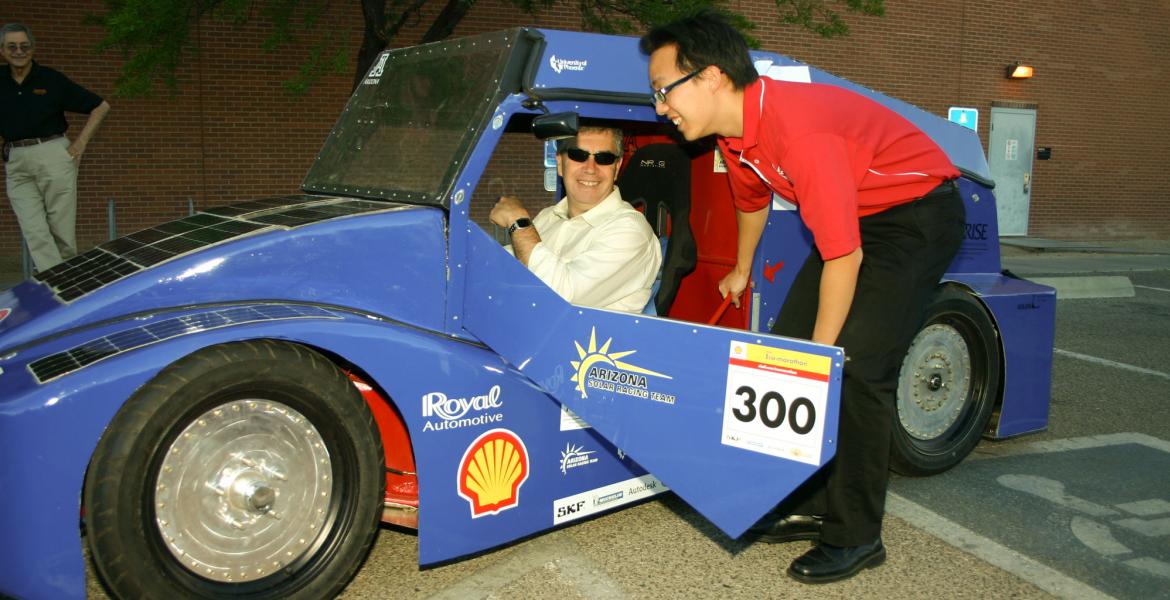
(653, 67), (704, 104)
(4, 44), (33, 53)
(563, 147), (619, 166)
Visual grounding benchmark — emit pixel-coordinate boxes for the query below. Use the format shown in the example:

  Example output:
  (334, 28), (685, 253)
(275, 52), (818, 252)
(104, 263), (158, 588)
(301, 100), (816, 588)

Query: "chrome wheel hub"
(154, 400), (332, 583)
(897, 323), (972, 441)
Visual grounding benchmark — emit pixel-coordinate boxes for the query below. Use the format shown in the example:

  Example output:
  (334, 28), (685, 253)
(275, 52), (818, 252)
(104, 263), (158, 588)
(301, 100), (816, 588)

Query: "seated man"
(489, 125), (662, 312)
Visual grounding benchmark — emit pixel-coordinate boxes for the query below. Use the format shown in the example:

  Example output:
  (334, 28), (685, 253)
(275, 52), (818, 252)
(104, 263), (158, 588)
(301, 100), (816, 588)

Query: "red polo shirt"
(717, 77), (959, 260)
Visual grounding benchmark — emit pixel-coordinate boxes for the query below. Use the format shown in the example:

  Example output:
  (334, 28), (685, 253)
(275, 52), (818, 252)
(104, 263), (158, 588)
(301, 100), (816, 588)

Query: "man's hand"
(718, 207), (767, 308)
(490, 195), (540, 265)
(67, 139), (87, 161)
(69, 100), (111, 164)
(490, 196), (530, 228)
(718, 266), (751, 308)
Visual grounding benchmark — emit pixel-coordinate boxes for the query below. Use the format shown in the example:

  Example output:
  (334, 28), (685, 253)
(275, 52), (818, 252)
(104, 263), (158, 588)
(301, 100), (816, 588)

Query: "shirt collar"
(551, 186), (624, 226)
(5, 60), (37, 86)
(722, 77), (766, 154)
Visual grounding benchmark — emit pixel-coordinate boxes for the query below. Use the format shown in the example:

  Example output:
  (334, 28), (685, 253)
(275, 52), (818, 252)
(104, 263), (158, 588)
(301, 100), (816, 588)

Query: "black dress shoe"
(786, 539), (886, 584)
(748, 514), (823, 543)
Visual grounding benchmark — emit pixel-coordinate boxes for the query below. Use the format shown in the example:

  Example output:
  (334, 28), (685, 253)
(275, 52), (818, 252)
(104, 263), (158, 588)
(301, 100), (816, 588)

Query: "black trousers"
(771, 183), (965, 546)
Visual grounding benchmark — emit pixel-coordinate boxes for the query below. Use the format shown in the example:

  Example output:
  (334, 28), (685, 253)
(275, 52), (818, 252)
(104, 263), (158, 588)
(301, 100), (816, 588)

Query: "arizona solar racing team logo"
(570, 327), (675, 404)
(457, 428), (529, 517)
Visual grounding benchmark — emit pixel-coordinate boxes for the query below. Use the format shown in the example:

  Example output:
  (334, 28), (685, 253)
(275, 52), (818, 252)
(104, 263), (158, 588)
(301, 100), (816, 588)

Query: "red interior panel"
(624, 134), (751, 330)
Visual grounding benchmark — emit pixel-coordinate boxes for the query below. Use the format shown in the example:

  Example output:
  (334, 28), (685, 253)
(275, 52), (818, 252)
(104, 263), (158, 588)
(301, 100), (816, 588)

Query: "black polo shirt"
(0, 61), (104, 143)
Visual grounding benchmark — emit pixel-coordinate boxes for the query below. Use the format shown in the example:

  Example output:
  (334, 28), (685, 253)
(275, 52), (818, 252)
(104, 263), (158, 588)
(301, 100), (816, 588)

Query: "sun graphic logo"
(457, 429), (529, 518)
(559, 443), (598, 475)
(569, 327), (670, 398)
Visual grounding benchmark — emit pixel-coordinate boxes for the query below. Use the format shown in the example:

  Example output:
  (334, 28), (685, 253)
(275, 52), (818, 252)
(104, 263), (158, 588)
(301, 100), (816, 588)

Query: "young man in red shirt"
(642, 12), (965, 584)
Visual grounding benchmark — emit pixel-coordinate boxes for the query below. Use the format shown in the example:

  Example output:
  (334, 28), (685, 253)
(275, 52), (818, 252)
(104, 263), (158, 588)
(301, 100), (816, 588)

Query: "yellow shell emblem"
(457, 429), (529, 517)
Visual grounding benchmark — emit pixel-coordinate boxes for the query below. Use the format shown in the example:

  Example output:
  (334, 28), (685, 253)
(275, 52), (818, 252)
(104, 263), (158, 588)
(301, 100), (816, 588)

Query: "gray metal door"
(988, 107), (1037, 236)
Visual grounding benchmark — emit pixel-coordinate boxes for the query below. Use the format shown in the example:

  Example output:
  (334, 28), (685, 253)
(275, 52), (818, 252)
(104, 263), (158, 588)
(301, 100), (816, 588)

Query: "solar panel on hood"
(28, 304), (342, 382)
(34, 195), (396, 302)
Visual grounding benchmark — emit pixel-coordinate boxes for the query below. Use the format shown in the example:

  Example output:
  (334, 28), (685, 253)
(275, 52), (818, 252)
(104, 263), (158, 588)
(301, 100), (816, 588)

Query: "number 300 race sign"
(721, 340), (831, 466)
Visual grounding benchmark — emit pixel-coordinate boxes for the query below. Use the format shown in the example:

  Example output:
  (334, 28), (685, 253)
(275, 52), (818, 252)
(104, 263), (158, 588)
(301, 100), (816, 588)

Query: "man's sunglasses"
(563, 147), (619, 166)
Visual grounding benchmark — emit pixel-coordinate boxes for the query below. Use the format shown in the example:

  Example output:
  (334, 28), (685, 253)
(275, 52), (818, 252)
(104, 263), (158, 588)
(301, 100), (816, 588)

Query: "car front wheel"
(84, 340), (384, 599)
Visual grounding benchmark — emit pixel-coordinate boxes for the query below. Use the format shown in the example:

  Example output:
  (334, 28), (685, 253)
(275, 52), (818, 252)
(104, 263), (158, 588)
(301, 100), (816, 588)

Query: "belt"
(7, 134), (64, 148)
(918, 179), (958, 200)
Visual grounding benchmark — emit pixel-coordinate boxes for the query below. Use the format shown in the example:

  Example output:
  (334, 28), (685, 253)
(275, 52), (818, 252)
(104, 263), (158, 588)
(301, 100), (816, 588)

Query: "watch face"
(510, 218), (532, 233)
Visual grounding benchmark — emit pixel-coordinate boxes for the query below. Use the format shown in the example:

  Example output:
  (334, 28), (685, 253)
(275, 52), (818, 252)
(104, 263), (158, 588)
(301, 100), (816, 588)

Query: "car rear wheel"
(890, 286), (1000, 476)
(84, 340), (384, 599)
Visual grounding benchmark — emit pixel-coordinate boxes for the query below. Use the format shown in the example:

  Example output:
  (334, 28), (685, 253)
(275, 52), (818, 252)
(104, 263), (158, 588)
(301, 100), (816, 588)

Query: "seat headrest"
(618, 144), (692, 232)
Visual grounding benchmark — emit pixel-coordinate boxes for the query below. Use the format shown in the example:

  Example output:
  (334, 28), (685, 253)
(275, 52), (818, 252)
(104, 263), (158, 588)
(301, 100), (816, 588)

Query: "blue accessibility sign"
(948, 107), (979, 131)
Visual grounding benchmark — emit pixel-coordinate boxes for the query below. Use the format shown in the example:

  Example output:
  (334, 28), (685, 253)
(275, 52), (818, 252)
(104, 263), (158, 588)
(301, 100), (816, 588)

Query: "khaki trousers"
(5, 137), (79, 272)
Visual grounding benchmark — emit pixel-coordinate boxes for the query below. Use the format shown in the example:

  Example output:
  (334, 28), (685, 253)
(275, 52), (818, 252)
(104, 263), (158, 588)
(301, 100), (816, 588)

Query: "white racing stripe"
(886, 493), (1116, 600)
(1053, 348), (1170, 381)
(1134, 285), (1170, 293)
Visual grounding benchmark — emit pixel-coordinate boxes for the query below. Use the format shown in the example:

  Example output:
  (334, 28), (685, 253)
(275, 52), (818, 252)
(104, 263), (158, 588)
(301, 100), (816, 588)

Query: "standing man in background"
(1, 22), (110, 272)
(642, 11), (964, 585)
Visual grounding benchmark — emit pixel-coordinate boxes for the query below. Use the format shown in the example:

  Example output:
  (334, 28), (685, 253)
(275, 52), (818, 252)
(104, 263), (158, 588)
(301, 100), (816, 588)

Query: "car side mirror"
(532, 112), (579, 141)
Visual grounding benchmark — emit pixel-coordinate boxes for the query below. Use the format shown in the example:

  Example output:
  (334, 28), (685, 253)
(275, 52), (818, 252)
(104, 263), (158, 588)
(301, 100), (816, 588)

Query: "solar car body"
(0, 28), (1053, 600)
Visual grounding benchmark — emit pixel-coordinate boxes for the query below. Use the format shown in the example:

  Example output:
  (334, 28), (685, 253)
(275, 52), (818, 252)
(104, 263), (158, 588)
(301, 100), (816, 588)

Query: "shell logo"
(457, 428), (529, 518)
(0, 308), (9, 324)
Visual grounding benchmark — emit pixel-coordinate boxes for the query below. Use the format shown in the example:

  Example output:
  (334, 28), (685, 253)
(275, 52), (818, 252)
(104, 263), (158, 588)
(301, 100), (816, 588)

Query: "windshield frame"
(301, 29), (538, 208)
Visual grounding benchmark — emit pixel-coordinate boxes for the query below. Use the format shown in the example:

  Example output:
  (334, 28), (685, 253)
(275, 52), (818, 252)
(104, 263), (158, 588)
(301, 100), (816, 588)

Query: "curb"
(1027, 275), (1135, 300)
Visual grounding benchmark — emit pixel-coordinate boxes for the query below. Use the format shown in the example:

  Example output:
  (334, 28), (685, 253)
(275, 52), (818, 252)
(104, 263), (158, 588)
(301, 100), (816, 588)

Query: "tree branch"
(421, 0), (476, 43)
(385, 0), (431, 40)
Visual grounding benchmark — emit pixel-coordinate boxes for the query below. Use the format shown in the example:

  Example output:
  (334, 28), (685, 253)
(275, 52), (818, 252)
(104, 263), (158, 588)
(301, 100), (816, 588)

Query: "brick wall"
(3, 0), (1167, 260)
(729, 0), (1170, 240)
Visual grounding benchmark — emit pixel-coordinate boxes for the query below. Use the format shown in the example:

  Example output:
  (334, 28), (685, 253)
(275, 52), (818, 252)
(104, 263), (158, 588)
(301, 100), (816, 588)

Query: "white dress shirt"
(523, 187), (662, 312)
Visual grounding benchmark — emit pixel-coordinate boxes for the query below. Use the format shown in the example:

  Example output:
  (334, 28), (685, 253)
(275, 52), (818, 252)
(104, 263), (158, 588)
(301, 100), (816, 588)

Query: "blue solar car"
(0, 28), (1054, 600)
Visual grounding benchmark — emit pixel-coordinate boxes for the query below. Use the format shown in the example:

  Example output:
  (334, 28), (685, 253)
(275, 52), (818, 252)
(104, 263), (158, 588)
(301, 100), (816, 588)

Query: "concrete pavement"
(1000, 238), (1170, 277)
(1000, 238), (1170, 299)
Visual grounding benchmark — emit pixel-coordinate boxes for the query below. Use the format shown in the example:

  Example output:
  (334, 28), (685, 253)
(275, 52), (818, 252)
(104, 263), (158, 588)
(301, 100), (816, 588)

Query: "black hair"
(639, 9), (758, 89)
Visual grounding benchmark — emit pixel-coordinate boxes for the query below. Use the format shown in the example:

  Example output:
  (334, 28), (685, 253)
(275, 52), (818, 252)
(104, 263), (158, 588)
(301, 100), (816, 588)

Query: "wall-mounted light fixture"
(1006, 62), (1034, 79)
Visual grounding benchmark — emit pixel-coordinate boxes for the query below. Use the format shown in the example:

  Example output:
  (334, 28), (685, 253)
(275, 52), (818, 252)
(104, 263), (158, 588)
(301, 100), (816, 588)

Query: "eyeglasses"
(4, 43), (33, 53)
(653, 67), (705, 104)
(563, 147), (619, 166)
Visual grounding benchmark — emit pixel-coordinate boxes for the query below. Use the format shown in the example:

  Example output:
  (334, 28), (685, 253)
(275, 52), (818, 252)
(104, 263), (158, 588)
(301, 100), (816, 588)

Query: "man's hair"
(639, 10), (758, 89)
(0, 23), (35, 47)
(556, 124), (624, 156)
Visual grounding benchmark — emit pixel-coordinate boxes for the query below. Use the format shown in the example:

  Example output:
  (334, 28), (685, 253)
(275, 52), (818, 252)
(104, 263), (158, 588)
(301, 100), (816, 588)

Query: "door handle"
(1023, 173), (1030, 194)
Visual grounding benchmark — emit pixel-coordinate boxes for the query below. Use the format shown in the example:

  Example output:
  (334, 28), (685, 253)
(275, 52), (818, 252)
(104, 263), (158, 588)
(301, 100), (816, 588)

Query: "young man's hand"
(718, 267), (750, 308)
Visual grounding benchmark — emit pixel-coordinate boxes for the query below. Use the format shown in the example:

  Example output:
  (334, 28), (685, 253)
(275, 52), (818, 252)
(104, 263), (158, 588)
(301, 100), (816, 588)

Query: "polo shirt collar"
(723, 77), (766, 154)
(551, 186), (623, 226)
(5, 60), (37, 86)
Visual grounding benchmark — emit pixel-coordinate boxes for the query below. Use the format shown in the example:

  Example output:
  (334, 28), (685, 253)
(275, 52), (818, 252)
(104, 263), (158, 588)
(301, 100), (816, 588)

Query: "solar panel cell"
(36, 197), (396, 302)
(28, 304), (342, 382)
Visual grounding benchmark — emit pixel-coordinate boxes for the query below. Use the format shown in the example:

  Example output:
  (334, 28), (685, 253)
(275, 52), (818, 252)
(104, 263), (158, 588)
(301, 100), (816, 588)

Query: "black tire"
(84, 340), (385, 599)
(890, 286), (1001, 476)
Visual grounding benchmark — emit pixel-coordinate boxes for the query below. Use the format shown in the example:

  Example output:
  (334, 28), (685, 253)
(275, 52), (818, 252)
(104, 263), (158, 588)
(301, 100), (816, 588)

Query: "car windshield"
(302, 30), (520, 206)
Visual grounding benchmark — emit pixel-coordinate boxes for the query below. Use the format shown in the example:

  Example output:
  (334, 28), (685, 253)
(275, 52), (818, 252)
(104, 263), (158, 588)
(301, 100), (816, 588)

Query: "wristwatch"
(508, 217), (533, 235)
